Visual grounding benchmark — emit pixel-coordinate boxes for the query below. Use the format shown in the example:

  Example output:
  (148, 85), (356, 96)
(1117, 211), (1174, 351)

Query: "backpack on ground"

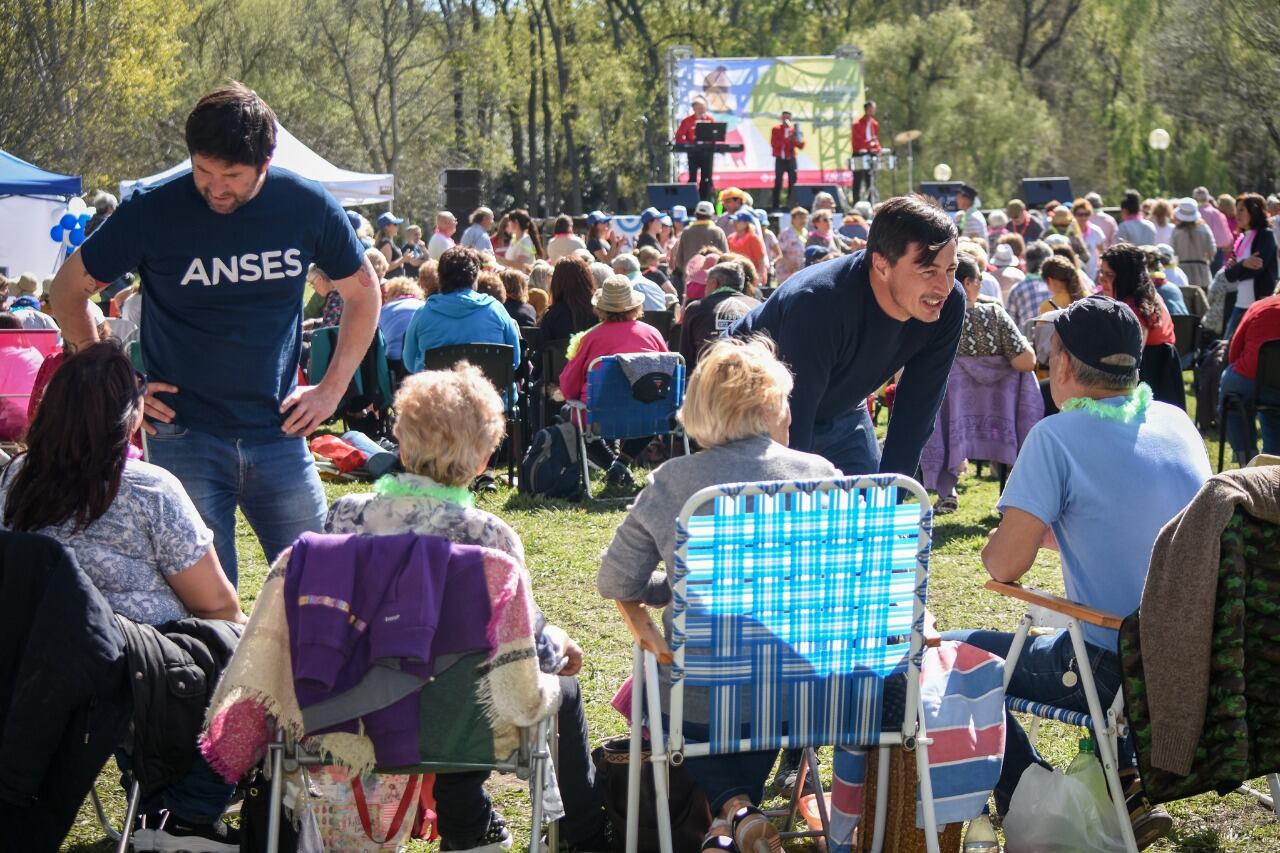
(519, 420), (584, 500)
(1195, 340), (1228, 433)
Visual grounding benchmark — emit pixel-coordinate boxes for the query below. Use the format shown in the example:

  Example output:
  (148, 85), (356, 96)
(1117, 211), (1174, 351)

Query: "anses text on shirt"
(179, 249), (305, 286)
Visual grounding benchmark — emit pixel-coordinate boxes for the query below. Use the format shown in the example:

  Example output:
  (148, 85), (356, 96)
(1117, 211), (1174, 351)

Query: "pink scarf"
(1234, 229), (1256, 261)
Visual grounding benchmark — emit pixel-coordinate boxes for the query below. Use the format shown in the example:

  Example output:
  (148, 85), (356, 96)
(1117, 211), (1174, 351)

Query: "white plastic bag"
(1002, 765), (1128, 853)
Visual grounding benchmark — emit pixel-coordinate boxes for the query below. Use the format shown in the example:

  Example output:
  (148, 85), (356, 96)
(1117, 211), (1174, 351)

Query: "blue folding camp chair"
(566, 353), (690, 499)
(619, 474), (940, 853)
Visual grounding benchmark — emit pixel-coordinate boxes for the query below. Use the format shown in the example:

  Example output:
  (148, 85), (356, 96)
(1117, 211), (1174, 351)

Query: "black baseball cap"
(1035, 295), (1142, 376)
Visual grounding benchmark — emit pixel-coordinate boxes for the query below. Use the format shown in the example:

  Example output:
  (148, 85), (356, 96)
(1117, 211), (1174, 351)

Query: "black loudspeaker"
(646, 183), (701, 212)
(443, 169), (483, 230)
(917, 181), (965, 213)
(1021, 177), (1074, 210)
(790, 184), (847, 212)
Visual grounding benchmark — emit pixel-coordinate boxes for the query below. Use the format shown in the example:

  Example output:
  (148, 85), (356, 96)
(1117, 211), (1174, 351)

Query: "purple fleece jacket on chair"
(284, 531), (492, 767)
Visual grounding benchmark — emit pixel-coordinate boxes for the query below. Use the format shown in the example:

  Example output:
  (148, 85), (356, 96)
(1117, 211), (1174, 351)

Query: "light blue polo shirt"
(998, 397), (1210, 649)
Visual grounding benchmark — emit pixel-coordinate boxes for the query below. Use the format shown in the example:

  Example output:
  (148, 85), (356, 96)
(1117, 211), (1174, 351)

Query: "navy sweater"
(730, 251), (965, 476)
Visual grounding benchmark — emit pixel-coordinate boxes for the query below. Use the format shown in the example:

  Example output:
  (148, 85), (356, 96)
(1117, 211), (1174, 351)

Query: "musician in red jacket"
(675, 98), (717, 202)
(850, 101), (881, 204)
(771, 110), (806, 210)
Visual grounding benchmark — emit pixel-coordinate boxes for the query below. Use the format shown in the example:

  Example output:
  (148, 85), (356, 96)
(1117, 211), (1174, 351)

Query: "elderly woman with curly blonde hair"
(597, 336), (838, 853)
(325, 362), (610, 852)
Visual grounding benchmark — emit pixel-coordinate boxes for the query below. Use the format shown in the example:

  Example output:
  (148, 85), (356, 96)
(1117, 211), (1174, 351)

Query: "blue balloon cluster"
(50, 211), (92, 247)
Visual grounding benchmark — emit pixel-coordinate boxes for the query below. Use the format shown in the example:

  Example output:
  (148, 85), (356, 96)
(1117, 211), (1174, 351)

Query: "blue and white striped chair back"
(669, 475), (932, 756)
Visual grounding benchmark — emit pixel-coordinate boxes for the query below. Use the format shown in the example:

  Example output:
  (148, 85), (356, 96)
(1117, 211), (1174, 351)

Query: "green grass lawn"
(64, 396), (1280, 851)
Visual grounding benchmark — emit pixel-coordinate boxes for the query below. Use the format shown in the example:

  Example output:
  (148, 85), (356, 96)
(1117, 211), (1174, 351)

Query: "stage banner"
(672, 55), (865, 191)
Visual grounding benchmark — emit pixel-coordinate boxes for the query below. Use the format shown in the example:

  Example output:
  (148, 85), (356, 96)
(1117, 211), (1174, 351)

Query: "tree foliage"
(1, 0), (1276, 216)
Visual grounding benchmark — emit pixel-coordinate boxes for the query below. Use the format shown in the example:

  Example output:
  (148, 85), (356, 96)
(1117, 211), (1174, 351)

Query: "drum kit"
(849, 129), (921, 204)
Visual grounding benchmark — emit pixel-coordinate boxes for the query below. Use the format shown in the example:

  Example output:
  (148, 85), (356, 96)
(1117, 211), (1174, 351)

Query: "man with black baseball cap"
(943, 294), (1209, 846)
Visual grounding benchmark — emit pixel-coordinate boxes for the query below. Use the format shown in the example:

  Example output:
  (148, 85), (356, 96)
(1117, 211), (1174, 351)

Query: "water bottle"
(963, 807), (999, 852)
(1065, 736), (1112, 810)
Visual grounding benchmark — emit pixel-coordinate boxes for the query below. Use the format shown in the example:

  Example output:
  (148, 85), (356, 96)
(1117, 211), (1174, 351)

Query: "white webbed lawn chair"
(618, 474), (941, 853)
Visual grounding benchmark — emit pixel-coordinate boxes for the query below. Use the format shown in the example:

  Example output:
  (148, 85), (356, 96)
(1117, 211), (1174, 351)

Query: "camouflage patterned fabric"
(1120, 508), (1280, 805)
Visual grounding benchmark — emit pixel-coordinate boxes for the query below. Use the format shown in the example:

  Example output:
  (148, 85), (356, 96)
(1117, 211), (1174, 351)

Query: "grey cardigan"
(598, 434), (839, 725)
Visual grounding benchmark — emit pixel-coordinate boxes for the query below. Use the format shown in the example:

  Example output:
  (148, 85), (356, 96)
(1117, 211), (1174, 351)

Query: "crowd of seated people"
(3, 188), (1280, 852)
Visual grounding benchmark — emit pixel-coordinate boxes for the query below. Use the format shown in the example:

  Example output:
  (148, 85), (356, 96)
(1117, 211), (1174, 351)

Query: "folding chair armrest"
(983, 580), (1125, 630)
(615, 600), (673, 664)
(924, 609), (942, 648)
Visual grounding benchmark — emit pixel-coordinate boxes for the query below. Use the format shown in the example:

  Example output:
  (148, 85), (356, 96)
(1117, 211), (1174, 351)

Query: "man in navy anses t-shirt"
(50, 84), (380, 589)
(730, 195), (963, 477)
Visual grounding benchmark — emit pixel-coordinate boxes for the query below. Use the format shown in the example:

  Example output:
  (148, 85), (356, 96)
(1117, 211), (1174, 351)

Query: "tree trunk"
(543, 0), (582, 213)
(526, 10), (540, 213)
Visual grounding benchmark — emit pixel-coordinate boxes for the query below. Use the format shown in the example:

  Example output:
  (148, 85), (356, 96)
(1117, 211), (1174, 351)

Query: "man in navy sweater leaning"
(730, 195), (963, 476)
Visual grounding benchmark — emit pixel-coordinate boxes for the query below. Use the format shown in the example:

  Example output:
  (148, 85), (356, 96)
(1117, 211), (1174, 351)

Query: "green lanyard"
(374, 474), (474, 508)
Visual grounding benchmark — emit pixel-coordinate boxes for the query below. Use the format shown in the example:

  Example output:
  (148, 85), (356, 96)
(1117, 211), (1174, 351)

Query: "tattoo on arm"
(73, 265), (101, 297)
(355, 258), (378, 289)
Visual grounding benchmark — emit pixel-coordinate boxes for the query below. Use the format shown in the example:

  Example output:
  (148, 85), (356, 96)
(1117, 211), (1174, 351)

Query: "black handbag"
(237, 771), (299, 853)
(592, 736), (711, 852)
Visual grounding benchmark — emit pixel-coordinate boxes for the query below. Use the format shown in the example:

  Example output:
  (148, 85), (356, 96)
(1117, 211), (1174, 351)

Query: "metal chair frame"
(258, 716), (557, 853)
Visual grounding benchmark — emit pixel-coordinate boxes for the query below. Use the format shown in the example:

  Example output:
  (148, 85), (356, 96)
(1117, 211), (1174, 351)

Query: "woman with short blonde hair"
(680, 337), (793, 447)
(379, 277), (428, 378)
(394, 363), (506, 485)
(528, 260), (554, 294)
(383, 276), (425, 301)
(417, 259), (439, 297)
(598, 335), (838, 852)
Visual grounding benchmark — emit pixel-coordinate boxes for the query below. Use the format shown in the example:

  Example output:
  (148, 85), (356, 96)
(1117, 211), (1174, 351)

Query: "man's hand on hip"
(141, 382), (179, 436)
(280, 383), (343, 436)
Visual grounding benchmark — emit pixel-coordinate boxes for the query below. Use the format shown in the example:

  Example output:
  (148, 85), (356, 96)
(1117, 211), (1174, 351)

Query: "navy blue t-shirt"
(729, 250), (965, 477)
(80, 167), (365, 439)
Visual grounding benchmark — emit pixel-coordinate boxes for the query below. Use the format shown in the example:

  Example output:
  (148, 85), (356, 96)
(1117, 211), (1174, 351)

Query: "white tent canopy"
(120, 124), (394, 208)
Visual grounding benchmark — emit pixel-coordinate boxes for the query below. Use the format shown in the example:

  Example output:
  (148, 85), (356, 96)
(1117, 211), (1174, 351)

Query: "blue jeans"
(1220, 365), (1280, 464)
(116, 750), (235, 825)
(676, 720), (778, 815)
(145, 425), (326, 588)
(1224, 305), (1247, 343)
(941, 629), (1133, 816)
(809, 405), (880, 476)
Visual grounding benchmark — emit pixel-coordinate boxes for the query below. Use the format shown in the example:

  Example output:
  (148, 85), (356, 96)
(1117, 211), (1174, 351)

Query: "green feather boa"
(373, 473), (474, 508)
(1059, 382), (1153, 423)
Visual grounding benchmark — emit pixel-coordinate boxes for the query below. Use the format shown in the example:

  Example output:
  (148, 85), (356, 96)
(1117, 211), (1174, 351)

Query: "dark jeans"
(851, 169), (872, 203)
(1220, 364), (1280, 463)
(434, 676), (605, 845)
(688, 151), (715, 202)
(1039, 377), (1060, 417)
(773, 158), (797, 209)
(809, 404), (880, 475)
(941, 629), (1133, 816)
(116, 749), (237, 825)
(680, 720), (777, 815)
(1224, 305), (1247, 343)
(585, 435), (651, 470)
